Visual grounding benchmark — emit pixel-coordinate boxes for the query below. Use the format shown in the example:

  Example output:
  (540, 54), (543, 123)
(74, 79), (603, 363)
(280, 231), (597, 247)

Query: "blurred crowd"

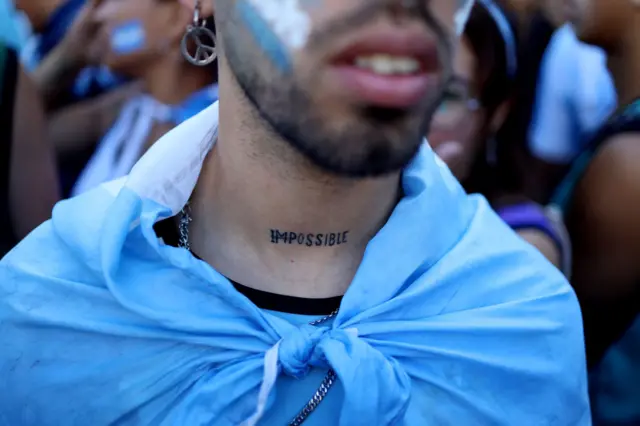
(0, 0), (638, 424)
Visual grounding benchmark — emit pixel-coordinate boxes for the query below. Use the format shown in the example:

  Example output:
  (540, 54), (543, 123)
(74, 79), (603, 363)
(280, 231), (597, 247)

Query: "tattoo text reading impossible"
(270, 229), (349, 246)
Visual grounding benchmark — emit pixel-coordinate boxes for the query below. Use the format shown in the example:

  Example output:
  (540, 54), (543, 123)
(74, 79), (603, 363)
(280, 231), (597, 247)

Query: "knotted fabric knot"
(242, 326), (359, 426)
(278, 325), (332, 379)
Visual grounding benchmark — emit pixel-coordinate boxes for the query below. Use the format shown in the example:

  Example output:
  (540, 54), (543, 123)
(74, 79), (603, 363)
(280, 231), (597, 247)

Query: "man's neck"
(142, 55), (216, 106)
(188, 80), (401, 298)
(608, 25), (640, 107)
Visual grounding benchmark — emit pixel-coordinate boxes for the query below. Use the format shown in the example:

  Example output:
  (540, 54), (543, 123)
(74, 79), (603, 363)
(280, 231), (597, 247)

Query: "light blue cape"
(0, 103), (590, 425)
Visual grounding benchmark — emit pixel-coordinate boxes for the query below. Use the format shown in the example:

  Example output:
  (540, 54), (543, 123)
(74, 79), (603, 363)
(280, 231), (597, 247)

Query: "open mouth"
(327, 29), (440, 109)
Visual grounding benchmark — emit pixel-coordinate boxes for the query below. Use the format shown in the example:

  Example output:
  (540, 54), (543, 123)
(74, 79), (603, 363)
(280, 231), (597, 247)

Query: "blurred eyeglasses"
(434, 76), (480, 125)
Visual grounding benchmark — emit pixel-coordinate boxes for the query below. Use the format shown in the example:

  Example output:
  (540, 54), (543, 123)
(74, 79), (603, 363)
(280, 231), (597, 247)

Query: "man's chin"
(294, 118), (429, 178)
(297, 141), (422, 179)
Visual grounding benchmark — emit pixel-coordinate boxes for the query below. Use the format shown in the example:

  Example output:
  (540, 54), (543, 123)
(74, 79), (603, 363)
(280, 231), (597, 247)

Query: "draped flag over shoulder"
(0, 102), (591, 425)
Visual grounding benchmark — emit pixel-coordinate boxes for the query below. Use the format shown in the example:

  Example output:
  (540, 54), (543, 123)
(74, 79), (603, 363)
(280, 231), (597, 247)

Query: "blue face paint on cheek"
(235, 0), (292, 72)
(110, 19), (146, 55)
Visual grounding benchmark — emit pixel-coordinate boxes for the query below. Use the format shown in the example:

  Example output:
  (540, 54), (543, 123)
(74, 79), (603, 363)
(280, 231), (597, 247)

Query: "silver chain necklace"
(178, 205), (338, 425)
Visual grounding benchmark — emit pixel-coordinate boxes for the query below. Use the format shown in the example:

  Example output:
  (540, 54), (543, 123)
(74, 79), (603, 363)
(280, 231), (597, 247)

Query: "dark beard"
(223, 4), (453, 178)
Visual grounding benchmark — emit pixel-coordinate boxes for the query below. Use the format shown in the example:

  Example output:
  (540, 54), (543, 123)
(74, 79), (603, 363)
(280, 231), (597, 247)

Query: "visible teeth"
(354, 54), (420, 75)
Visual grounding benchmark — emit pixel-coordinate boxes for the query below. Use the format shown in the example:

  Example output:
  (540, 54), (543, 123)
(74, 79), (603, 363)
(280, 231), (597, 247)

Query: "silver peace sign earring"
(180, 0), (217, 66)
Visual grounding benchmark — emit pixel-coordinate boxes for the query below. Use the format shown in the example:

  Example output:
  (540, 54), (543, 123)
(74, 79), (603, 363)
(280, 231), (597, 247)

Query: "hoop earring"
(180, 0), (217, 66)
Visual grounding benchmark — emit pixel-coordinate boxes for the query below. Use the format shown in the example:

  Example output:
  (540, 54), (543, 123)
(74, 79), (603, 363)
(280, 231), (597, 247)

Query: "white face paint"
(247, 0), (312, 50)
(246, 0), (474, 50)
(454, 0), (476, 35)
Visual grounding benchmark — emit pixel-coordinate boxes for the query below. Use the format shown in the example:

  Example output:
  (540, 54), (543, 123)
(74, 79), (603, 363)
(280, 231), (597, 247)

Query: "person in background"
(15, 0), (124, 108)
(16, 0), (85, 61)
(0, 42), (60, 256)
(521, 0), (616, 203)
(431, 0), (568, 273)
(69, 0), (218, 196)
(494, 0), (616, 204)
(0, 0), (589, 423)
(14, 0), (138, 197)
(550, 1), (640, 424)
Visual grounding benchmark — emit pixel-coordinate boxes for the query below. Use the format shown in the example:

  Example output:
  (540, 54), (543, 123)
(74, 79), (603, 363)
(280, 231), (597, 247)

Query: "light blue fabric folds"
(0, 103), (591, 425)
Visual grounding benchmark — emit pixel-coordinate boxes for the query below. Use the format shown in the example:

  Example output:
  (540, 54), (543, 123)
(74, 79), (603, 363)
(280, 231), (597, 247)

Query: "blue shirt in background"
(528, 24), (617, 164)
(0, 0), (21, 49)
(22, 0), (124, 101)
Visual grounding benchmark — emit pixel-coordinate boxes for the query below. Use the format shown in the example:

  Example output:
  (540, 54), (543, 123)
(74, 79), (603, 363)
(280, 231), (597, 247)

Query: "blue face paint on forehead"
(110, 19), (146, 55)
(235, 0), (292, 72)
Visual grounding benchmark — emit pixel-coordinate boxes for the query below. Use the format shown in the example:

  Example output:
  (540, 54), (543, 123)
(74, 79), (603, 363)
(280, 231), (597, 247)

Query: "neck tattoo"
(178, 205), (340, 424)
(270, 229), (349, 246)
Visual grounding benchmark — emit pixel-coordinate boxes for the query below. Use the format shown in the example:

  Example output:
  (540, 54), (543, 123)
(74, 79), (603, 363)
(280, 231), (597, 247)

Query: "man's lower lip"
(329, 65), (435, 108)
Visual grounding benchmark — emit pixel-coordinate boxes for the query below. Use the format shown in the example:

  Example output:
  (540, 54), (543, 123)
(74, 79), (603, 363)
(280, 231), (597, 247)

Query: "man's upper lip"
(331, 29), (437, 64)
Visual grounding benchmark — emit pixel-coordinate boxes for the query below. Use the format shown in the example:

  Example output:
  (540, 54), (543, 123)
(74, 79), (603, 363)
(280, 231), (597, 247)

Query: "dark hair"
(490, 10), (555, 194)
(464, 2), (518, 114)
(204, 18), (218, 79)
(462, 2), (520, 197)
(204, 14), (217, 36)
